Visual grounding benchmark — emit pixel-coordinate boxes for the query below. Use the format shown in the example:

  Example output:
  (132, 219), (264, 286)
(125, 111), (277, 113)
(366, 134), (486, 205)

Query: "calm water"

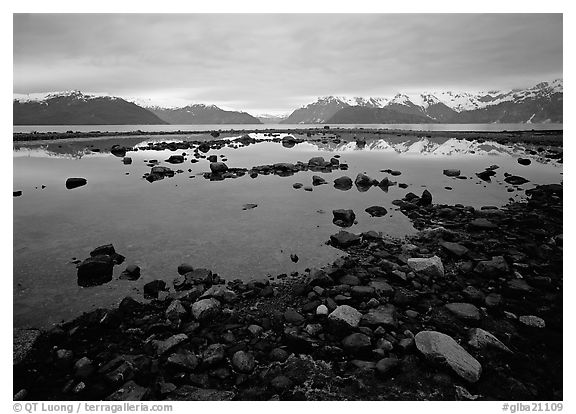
(14, 123), (563, 134)
(13, 134), (563, 329)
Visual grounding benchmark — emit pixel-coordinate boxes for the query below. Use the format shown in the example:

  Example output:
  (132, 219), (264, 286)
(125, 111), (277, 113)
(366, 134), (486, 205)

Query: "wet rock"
(476, 170), (496, 182)
(191, 298), (221, 321)
(407, 255), (444, 278)
(468, 328), (512, 353)
(504, 175), (529, 185)
(361, 305), (398, 328)
(154, 334), (188, 356)
(184, 268), (213, 285)
(13, 328), (42, 365)
(443, 169), (461, 177)
(143, 280), (167, 299)
(119, 264), (140, 280)
(332, 209), (356, 227)
(110, 145), (127, 157)
(123, 157), (132, 165)
(445, 303), (481, 321)
(415, 331), (482, 383)
(210, 162), (228, 174)
(330, 230), (361, 247)
(231, 351), (256, 373)
(66, 177), (87, 189)
(77, 255), (114, 287)
(105, 380), (149, 401)
(166, 300), (187, 323)
(328, 305), (362, 330)
(519, 315), (546, 328)
(365, 206), (388, 217)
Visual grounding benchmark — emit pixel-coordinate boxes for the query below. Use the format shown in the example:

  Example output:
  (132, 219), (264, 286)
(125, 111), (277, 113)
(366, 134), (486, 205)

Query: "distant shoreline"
(13, 127), (563, 146)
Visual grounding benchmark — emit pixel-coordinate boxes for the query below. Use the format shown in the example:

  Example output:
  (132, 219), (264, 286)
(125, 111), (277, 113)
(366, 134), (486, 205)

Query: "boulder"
(355, 173), (377, 188)
(504, 175), (529, 185)
(66, 178), (87, 189)
(308, 157), (329, 168)
(517, 158), (531, 166)
(123, 157), (132, 165)
(415, 331), (482, 383)
(419, 189), (432, 206)
(191, 298), (221, 321)
(177, 263), (194, 275)
(166, 155), (184, 164)
(407, 256), (444, 278)
(328, 305), (362, 329)
(312, 175), (327, 186)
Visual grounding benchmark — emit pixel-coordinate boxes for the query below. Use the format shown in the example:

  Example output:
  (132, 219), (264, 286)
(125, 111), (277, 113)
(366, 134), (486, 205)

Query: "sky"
(13, 13), (563, 115)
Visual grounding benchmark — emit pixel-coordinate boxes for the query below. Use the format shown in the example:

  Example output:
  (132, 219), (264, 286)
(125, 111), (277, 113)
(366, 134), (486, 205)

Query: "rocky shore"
(13, 182), (562, 401)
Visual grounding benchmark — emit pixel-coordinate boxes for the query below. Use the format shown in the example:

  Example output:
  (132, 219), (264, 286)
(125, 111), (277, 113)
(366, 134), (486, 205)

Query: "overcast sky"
(13, 13), (562, 114)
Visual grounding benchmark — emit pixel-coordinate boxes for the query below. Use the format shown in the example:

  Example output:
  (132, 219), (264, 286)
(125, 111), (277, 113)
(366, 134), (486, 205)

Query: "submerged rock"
(77, 255), (114, 287)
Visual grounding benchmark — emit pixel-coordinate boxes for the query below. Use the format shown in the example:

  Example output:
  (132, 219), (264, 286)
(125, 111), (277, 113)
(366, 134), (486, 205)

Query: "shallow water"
(13, 134), (562, 329)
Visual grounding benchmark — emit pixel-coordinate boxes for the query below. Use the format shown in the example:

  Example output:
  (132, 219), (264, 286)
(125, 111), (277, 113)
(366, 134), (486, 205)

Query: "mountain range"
(13, 79), (562, 125)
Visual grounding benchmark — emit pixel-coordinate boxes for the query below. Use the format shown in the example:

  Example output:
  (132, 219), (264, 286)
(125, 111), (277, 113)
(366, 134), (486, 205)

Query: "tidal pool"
(13, 133), (562, 328)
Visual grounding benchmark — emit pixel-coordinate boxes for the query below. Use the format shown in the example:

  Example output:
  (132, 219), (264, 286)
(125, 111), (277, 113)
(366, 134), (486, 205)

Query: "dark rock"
(77, 255), (114, 287)
(330, 230), (361, 247)
(13, 191), (22, 197)
(143, 280), (167, 299)
(166, 155), (184, 164)
(242, 203), (258, 210)
(105, 380), (149, 401)
(445, 303), (481, 321)
(122, 157), (132, 165)
(167, 385), (233, 401)
(284, 308), (305, 324)
(231, 351), (256, 373)
(443, 169), (461, 177)
(376, 357), (400, 376)
(210, 162), (228, 174)
(365, 206), (388, 217)
(440, 241), (469, 257)
(191, 298), (221, 321)
(293, 183), (303, 189)
(178, 263), (194, 275)
(334, 176), (353, 191)
(419, 189), (432, 206)
(312, 175), (327, 186)
(332, 209), (356, 227)
(518, 158), (531, 166)
(342, 333), (371, 352)
(361, 305), (398, 328)
(504, 175), (530, 186)
(66, 178), (87, 189)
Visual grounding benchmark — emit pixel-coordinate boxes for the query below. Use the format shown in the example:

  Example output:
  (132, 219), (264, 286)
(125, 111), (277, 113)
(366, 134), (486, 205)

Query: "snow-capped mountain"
(255, 113), (289, 124)
(282, 79), (562, 124)
(148, 104), (261, 125)
(13, 91), (167, 125)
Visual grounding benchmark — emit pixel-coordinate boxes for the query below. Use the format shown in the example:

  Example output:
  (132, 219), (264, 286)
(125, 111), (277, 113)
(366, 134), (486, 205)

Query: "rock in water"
(332, 209), (356, 227)
(77, 255), (114, 287)
(330, 230), (361, 247)
(415, 331), (482, 383)
(407, 256), (444, 278)
(504, 175), (530, 185)
(210, 162), (228, 174)
(419, 189), (432, 206)
(312, 175), (327, 186)
(119, 264), (140, 280)
(143, 280), (166, 298)
(517, 158), (531, 166)
(66, 178), (87, 189)
(443, 169), (461, 177)
(334, 176), (353, 191)
(365, 206), (388, 217)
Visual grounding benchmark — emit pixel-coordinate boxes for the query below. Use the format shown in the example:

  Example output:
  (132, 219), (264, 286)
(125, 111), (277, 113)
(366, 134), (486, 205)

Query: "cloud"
(13, 13), (562, 113)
